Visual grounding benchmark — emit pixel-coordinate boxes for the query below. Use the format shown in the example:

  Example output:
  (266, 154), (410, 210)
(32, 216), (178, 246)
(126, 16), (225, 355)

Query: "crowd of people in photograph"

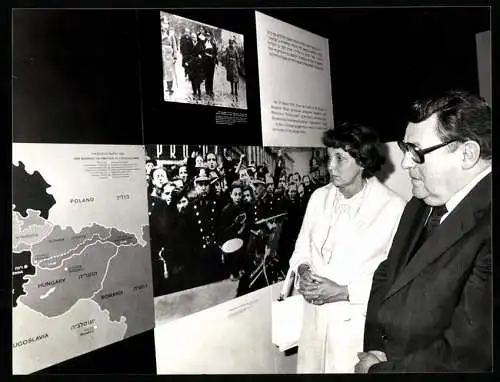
(161, 13), (244, 105)
(146, 147), (328, 297)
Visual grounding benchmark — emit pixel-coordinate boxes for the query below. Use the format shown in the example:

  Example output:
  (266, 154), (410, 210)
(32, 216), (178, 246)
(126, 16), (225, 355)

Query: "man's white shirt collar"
(441, 165), (491, 223)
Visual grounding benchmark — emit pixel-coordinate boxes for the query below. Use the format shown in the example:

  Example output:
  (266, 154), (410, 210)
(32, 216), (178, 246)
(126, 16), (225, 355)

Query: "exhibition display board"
(255, 11), (333, 147)
(12, 144), (154, 373)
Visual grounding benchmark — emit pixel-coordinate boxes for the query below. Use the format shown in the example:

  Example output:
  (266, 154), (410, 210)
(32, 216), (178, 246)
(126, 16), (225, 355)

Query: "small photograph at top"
(160, 11), (248, 110)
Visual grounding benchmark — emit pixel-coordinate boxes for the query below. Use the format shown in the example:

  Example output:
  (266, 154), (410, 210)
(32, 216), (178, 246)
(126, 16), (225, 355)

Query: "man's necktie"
(425, 204), (448, 237)
(408, 204), (448, 264)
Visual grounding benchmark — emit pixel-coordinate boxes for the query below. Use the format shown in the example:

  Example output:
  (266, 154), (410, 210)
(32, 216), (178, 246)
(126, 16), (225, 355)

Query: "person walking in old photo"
(202, 29), (218, 103)
(222, 38), (240, 104)
(186, 32), (205, 102)
(357, 90), (492, 372)
(161, 20), (177, 96)
(179, 27), (193, 79)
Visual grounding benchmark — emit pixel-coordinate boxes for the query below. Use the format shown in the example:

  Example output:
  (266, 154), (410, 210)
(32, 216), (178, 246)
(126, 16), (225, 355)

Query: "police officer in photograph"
(185, 171), (226, 287)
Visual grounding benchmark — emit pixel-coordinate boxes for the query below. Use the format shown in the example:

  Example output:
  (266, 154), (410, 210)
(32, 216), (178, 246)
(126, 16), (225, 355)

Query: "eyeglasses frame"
(397, 139), (458, 164)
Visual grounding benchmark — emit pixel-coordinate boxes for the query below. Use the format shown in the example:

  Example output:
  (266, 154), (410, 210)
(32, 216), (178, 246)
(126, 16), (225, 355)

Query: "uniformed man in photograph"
(277, 182), (304, 273)
(241, 185), (254, 216)
(263, 179), (286, 215)
(147, 181), (170, 296)
(185, 171), (226, 287)
(219, 181), (247, 281)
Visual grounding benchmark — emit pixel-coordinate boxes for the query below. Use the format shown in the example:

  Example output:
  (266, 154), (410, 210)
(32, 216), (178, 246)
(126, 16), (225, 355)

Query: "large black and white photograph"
(145, 144), (328, 324)
(160, 11), (247, 109)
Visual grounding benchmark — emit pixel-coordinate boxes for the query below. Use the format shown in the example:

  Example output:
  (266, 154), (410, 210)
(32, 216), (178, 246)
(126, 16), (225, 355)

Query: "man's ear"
(461, 140), (481, 169)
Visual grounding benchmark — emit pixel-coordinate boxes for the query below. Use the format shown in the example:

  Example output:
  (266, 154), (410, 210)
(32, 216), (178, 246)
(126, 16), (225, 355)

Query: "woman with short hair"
(290, 122), (406, 373)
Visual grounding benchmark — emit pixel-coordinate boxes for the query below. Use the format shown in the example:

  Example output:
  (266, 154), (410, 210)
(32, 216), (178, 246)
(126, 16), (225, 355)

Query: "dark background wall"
(10, 7), (489, 374)
(264, 7), (489, 141)
(12, 10), (144, 145)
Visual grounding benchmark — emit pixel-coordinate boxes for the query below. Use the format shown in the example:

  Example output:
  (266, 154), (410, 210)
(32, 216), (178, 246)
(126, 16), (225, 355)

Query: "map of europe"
(12, 143), (154, 375)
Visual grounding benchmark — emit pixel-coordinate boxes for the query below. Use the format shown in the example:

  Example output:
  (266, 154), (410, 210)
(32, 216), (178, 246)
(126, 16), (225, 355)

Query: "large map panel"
(12, 143), (154, 374)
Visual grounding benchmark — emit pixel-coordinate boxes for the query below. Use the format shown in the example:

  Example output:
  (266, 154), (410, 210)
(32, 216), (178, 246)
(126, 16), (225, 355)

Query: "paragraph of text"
(270, 100), (327, 134)
(215, 111), (248, 126)
(267, 30), (324, 70)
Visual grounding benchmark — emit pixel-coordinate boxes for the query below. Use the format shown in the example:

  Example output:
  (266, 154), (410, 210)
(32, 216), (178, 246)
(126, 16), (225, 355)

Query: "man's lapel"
(383, 173), (491, 301)
(388, 198), (429, 277)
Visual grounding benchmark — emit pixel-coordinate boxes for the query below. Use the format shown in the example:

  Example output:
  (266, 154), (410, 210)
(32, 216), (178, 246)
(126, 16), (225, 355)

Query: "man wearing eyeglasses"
(356, 90), (491, 372)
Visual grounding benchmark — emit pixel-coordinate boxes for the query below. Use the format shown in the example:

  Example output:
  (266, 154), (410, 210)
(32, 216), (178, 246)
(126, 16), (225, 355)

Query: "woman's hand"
(297, 266), (317, 303)
(299, 272), (349, 305)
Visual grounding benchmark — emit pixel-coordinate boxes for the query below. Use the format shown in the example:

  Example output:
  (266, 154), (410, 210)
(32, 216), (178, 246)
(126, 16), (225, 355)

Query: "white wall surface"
(376, 141), (413, 202)
(155, 281), (297, 374)
(476, 30), (491, 106)
(285, 149), (312, 177)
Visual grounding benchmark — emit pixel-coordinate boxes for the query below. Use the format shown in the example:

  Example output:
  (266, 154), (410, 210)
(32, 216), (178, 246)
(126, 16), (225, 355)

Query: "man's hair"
(243, 186), (254, 196)
(176, 187), (188, 201)
(152, 166), (167, 177)
(322, 122), (385, 178)
(230, 181), (243, 193)
(409, 90), (491, 160)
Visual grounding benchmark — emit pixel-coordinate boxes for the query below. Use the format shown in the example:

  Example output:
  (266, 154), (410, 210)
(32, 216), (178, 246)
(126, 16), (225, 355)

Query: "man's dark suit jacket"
(364, 173), (492, 372)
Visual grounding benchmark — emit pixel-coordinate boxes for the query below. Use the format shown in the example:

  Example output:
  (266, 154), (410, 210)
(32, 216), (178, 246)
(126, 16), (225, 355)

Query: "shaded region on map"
(12, 161), (56, 220)
(12, 251), (36, 308)
(92, 236), (153, 337)
(20, 241), (118, 317)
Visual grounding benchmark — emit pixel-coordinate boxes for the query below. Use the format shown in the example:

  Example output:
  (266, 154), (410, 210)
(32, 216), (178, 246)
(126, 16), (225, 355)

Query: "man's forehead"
(154, 168), (166, 175)
(405, 113), (439, 143)
(327, 147), (347, 154)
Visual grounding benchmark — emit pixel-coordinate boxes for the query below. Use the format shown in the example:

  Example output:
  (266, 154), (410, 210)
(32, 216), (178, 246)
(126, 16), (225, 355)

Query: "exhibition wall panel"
(145, 144), (328, 324)
(12, 10), (143, 145)
(10, 6), (489, 375)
